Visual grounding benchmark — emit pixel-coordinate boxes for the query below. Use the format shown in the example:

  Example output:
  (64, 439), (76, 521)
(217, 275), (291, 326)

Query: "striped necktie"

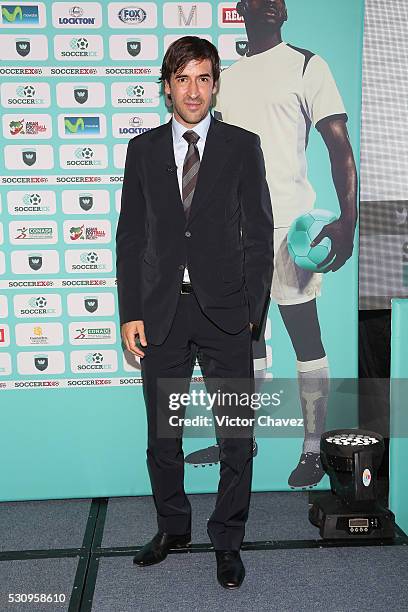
(182, 130), (200, 220)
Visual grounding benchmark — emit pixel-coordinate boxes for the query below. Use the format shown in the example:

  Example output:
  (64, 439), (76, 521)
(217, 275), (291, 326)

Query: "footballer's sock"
(296, 357), (329, 455)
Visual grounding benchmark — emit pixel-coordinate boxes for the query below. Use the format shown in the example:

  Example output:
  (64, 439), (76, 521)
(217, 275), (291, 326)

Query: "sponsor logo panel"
(108, 34), (158, 60)
(56, 82), (106, 108)
(69, 321), (116, 344)
(1, 82), (51, 108)
(15, 322), (64, 346)
(163, 2), (212, 28)
(64, 249), (113, 274)
(59, 144), (108, 169)
(7, 190), (56, 216)
(57, 113), (107, 139)
(70, 349), (118, 373)
(17, 350), (65, 375)
(111, 81), (159, 108)
(0, 295), (8, 318)
(218, 34), (249, 60)
(218, 3), (245, 28)
(67, 292), (116, 317)
(4, 144), (54, 170)
(0, 3), (46, 28)
(52, 2), (102, 28)
(0, 323), (10, 347)
(62, 190), (110, 214)
(111, 112), (160, 137)
(13, 293), (62, 318)
(54, 34), (104, 61)
(9, 220), (58, 245)
(10, 250), (60, 274)
(0, 353), (12, 376)
(108, 3), (157, 28)
(63, 219), (111, 244)
(0, 34), (48, 59)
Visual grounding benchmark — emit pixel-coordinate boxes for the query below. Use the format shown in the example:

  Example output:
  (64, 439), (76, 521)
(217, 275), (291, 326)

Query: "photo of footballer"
(185, 0), (358, 489)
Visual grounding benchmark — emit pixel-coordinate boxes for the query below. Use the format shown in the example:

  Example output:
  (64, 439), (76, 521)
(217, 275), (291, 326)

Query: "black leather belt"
(181, 282), (194, 294)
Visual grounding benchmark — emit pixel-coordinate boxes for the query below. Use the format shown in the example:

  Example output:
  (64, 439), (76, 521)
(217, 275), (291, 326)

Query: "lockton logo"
(52, 3), (102, 28)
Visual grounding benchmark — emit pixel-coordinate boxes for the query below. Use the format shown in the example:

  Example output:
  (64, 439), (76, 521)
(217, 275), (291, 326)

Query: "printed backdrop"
(0, 1), (364, 500)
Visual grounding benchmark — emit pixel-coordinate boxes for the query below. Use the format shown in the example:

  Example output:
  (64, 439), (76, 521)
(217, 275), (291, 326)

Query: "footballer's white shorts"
(271, 226), (323, 305)
(253, 227), (323, 373)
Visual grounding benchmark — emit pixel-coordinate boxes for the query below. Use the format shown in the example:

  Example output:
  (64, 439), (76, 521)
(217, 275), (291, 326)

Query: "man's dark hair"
(160, 36), (220, 84)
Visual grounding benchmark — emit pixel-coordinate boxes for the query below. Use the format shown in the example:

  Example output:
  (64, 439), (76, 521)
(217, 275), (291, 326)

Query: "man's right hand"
(121, 320), (147, 358)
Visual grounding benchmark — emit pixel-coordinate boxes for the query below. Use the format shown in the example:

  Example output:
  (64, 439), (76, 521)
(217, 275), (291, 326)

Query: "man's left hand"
(311, 215), (356, 273)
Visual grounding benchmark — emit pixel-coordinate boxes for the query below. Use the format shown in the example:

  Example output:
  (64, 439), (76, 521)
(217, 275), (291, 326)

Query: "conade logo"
(118, 7), (147, 23)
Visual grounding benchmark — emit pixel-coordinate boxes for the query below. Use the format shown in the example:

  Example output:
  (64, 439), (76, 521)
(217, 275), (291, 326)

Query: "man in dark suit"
(116, 36), (273, 589)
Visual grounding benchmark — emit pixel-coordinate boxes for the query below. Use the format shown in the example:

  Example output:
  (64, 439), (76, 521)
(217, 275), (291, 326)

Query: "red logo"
(222, 8), (244, 23)
(0, 329), (5, 343)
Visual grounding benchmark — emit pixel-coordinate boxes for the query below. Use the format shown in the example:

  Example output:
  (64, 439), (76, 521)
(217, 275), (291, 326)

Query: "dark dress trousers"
(116, 116), (274, 550)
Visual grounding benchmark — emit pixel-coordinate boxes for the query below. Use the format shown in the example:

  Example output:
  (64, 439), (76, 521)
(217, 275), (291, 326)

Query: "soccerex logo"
(118, 7), (147, 23)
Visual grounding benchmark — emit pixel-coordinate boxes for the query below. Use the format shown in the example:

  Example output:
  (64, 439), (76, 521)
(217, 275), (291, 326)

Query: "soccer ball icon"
(86, 251), (98, 264)
(35, 296), (47, 308)
(133, 84), (145, 97)
(287, 209), (337, 272)
(92, 352), (103, 364)
(81, 147), (93, 159)
(23, 85), (35, 98)
(76, 37), (89, 50)
(29, 193), (42, 205)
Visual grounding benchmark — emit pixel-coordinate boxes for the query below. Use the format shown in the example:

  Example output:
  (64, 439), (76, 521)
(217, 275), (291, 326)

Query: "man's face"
(238, 0), (288, 30)
(164, 58), (216, 128)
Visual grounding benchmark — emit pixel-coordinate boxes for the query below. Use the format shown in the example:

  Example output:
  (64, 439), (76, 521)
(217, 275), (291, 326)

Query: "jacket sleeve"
(240, 134), (274, 327)
(115, 138), (147, 325)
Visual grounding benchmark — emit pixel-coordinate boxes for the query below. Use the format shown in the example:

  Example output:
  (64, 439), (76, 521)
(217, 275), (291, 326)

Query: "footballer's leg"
(272, 228), (328, 488)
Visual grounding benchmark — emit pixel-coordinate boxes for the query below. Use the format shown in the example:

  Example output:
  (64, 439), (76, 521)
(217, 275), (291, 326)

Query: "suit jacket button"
(185, 231), (191, 238)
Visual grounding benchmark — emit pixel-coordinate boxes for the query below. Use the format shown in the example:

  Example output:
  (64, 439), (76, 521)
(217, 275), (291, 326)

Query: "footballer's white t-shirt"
(214, 41), (347, 228)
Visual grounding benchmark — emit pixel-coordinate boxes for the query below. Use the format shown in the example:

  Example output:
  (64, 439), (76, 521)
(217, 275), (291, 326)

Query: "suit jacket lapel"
(188, 117), (232, 224)
(148, 120), (185, 222)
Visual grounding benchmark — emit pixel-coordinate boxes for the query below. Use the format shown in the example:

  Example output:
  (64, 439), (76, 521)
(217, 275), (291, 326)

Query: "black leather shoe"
(133, 531), (191, 567)
(215, 550), (245, 589)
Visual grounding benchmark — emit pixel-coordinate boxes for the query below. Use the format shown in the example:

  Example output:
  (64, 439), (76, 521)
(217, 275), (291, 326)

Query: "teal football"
(287, 209), (338, 272)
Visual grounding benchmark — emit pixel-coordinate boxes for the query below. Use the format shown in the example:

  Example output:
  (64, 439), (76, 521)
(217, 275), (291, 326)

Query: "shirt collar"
(172, 111), (212, 144)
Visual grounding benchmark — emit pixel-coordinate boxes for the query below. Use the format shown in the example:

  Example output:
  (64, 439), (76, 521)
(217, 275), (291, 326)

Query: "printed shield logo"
(235, 41), (248, 56)
(79, 195), (93, 211)
(22, 150), (36, 166)
(127, 40), (141, 57)
(28, 255), (42, 270)
(74, 88), (89, 104)
(16, 40), (31, 57)
(34, 356), (48, 371)
(85, 298), (98, 313)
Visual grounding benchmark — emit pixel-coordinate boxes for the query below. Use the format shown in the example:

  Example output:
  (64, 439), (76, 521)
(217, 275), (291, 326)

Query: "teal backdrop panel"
(390, 299), (408, 534)
(0, 0), (363, 500)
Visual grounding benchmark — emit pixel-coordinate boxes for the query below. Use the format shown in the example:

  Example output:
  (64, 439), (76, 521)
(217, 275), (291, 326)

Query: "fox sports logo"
(118, 7), (147, 23)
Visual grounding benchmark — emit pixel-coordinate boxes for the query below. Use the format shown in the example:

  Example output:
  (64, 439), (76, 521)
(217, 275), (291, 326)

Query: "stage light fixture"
(309, 429), (395, 539)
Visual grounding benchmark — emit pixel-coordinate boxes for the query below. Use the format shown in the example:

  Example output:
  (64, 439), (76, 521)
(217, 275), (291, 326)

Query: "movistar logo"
(64, 117), (85, 133)
(2, 4), (39, 24)
(2, 5), (22, 22)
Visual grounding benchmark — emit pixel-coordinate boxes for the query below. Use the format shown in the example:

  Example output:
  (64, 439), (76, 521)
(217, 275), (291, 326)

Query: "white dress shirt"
(171, 112), (212, 282)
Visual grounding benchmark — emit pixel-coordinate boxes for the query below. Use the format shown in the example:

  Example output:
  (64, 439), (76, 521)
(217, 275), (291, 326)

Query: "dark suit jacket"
(116, 116), (274, 345)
